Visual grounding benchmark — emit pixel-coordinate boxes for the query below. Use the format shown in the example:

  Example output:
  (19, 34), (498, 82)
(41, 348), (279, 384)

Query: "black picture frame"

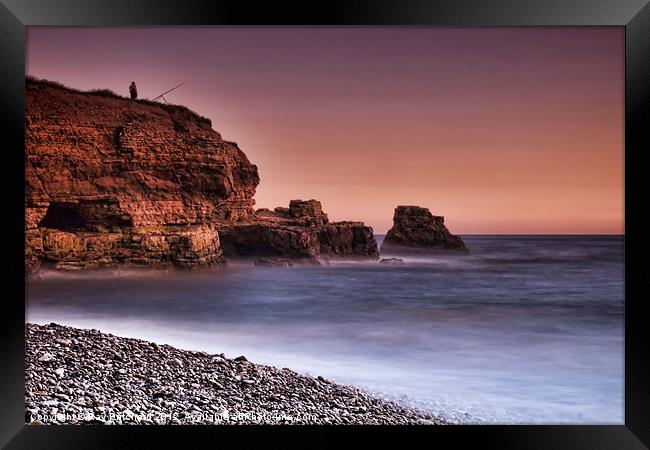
(2, 0), (648, 448)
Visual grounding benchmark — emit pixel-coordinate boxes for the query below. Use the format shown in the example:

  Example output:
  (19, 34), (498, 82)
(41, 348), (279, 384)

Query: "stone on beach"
(38, 353), (55, 362)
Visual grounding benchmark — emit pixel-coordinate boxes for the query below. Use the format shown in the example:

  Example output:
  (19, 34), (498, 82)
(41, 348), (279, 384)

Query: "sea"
(26, 235), (624, 424)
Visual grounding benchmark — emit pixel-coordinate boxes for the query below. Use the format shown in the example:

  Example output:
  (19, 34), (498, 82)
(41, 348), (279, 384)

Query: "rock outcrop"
(380, 206), (467, 254)
(25, 78), (258, 271)
(319, 221), (379, 259)
(219, 200), (379, 261)
(25, 78), (378, 271)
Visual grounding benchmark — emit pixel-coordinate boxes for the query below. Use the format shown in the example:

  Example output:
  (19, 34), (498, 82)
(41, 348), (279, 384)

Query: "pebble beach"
(25, 323), (445, 425)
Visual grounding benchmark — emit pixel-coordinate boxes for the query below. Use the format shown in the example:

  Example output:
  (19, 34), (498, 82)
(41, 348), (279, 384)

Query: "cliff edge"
(25, 78), (377, 272)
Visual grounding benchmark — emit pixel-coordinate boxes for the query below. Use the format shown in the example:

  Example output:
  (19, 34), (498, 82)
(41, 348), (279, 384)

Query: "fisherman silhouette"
(129, 82), (138, 100)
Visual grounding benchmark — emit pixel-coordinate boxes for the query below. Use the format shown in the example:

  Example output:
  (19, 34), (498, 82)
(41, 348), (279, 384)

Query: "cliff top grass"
(26, 76), (212, 127)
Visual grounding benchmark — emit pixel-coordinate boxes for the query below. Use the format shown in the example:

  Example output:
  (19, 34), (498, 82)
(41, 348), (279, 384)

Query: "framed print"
(1, 0), (648, 448)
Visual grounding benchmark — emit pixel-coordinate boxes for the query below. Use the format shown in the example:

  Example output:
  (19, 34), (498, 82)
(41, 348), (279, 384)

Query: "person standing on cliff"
(129, 82), (138, 100)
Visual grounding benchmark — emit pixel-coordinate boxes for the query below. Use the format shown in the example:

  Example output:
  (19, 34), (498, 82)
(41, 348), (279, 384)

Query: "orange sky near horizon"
(26, 27), (624, 234)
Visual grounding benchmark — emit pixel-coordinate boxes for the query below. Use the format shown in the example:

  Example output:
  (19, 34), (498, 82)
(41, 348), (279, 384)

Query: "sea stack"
(219, 199), (379, 261)
(380, 206), (467, 254)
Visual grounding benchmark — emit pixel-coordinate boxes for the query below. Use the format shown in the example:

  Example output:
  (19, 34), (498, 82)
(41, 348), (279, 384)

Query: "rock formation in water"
(380, 206), (467, 254)
(380, 258), (405, 265)
(219, 199), (379, 261)
(25, 78), (378, 272)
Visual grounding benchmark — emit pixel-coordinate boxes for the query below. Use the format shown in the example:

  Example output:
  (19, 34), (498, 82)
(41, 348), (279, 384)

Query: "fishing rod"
(151, 82), (187, 103)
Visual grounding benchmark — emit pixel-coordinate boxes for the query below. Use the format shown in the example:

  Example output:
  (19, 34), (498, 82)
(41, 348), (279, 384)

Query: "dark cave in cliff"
(38, 200), (133, 232)
(38, 202), (87, 231)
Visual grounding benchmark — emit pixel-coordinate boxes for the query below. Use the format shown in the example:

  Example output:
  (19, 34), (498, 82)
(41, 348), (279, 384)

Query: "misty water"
(26, 235), (624, 424)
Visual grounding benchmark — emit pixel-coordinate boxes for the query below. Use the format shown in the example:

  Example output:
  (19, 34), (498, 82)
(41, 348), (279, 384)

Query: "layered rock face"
(30, 226), (223, 271)
(219, 200), (379, 261)
(26, 78), (257, 271)
(380, 206), (467, 254)
(25, 79), (378, 271)
(319, 221), (379, 259)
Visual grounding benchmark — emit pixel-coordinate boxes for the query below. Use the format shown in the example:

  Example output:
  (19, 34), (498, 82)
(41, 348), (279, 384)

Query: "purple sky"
(26, 27), (624, 234)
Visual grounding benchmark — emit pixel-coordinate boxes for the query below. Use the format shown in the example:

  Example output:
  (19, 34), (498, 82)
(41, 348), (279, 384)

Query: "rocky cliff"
(25, 78), (378, 272)
(380, 206), (467, 254)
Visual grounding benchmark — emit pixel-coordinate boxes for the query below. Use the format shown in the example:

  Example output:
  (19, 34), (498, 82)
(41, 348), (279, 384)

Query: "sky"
(26, 27), (624, 234)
